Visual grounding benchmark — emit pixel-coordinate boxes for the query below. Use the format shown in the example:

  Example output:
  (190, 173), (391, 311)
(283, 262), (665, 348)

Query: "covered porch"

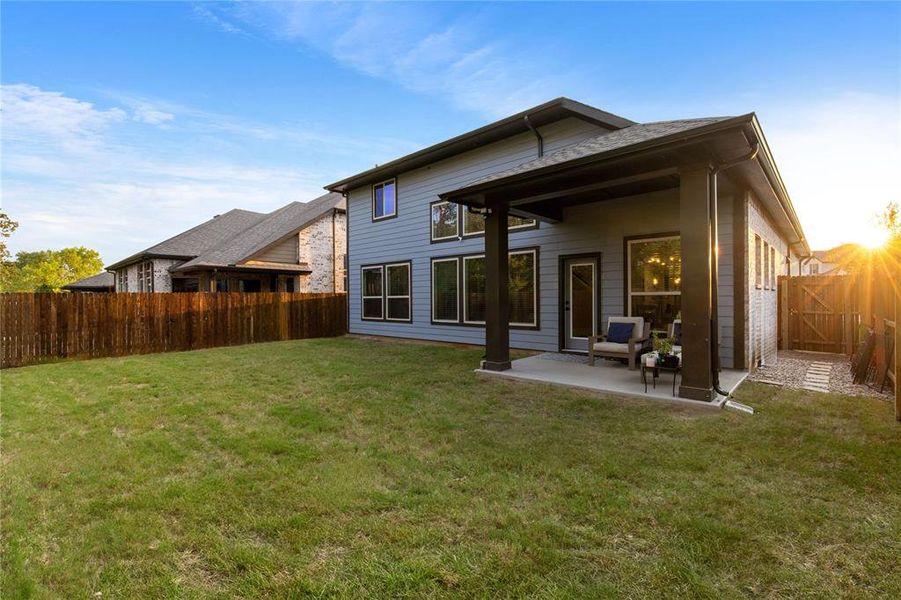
(440, 115), (800, 402)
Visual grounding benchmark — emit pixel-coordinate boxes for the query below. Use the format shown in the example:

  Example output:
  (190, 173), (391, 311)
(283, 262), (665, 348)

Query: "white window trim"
(431, 257), (460, 323)
(371, 178), (397, 221)
(462, 249), (538, 327)
(361, 265), (384, 320)
(385, 262), (411, 322)
(430, 201), (459, 242)
(626, 235), (681, 320)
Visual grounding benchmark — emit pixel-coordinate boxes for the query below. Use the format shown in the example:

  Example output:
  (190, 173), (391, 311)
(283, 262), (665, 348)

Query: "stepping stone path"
(801, 361), (833, 393)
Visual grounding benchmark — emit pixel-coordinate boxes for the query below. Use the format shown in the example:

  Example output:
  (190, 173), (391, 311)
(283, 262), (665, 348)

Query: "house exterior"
(61, 272), (115, 293)
(799, 250), (843, 275)
(326, 98), (808, 401)
(107, 193), (346, 293)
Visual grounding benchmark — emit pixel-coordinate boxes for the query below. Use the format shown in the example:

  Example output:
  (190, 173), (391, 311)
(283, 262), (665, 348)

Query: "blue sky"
(2, 1), (899, 261)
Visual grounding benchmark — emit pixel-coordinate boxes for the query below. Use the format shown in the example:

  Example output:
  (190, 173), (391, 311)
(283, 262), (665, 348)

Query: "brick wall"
(748, 194), (789, 368)
(298, 210), (345, 293)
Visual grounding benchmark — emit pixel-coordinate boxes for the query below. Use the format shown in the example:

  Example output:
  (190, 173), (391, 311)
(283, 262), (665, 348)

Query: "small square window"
(430, 201), (459, 241)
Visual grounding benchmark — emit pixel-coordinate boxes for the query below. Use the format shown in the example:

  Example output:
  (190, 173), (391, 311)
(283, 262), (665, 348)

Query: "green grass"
(2, 337), (900, 598)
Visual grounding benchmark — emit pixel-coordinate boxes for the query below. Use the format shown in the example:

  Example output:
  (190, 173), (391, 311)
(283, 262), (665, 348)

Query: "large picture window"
(431, 258), (459, 323)
(627, 235), (681, 333)
(433, 249), (538, 328)
(372, 179), (397, 221)
(386, 263), (411, 321)
(361, 266), (384, 320)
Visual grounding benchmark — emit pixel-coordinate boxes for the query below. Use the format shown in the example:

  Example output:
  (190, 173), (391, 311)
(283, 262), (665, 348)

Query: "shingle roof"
(456, 117), (734, 191)
(62, 272), (115, 290)
(172, 192), (345, 271)
(107, 193), (344, 272)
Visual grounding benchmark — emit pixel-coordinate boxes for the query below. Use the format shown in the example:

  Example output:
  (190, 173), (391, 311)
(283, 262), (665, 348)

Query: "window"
(431, 258), (459, 323)
(435, 249), (538, 327)
(754, 235), (762, 289)
(372, 179), (397, 221)
(770, 246), (776, 290)
(116, 270), (128, 292)
(763, 241), (770, 290)
(431, 201), (459, 241)
(138, 261), (154, 292)
(172, 278), (199, 293)
(463, 256), (487, 324)
(216, 279), (229, 292)
(810, 262), (819, 275)
(627, 235), (681, 333)
(461, 209), (536, 237)
(385, 263), (411, 321)
(361, 266), (384, 320)
(240, 279), (261, 293)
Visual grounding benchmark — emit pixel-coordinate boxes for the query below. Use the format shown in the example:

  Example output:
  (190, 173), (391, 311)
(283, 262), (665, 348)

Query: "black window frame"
(428, 246), (540, 330)
(623, 232), (681, 336)
(430, 201), (539, 243)
(360, 261), (412, 323)
(371, 178), (398, 222)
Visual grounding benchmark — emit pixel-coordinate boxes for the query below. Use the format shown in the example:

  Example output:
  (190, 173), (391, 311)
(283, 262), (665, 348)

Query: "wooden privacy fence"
(0, 292), (347, 368)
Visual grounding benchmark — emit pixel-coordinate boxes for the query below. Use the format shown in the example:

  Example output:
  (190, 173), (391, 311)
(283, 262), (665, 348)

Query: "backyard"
(2, 336), (899, 597)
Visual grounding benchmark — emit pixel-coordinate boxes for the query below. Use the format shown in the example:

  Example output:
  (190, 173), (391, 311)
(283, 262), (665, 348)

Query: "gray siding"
(347, 117), (736, 364)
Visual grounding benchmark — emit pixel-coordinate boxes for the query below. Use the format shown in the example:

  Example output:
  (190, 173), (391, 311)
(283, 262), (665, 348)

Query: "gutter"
(523, 114), (544, 157)
(710, 142), (760, 399)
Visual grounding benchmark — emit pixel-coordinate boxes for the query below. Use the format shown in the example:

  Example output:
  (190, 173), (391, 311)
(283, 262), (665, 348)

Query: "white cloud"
(133, 105), (175, 125)
(219, 3), (583, 117)
(1, 83), (126, 149)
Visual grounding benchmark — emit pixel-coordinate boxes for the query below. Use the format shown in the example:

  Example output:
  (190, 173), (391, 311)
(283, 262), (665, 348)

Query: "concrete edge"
(475, 368), (733, 410)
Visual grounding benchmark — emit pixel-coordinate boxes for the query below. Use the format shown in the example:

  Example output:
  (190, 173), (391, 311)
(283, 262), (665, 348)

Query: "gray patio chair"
(588, 316), (650, 370)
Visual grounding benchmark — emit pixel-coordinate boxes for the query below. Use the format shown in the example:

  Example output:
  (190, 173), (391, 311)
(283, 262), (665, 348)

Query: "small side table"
(641, 362), (681, 396)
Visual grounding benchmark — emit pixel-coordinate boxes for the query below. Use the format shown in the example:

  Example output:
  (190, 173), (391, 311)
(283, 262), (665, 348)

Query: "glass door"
(564, 257), (597, 352)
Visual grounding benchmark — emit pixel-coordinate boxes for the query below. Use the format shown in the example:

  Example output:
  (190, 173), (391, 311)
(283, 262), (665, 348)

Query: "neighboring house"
(107, 193), (346, 293)
(801, 250), (842, 275)
(326, 97), (809, 402)
(61, 272), (115, 293)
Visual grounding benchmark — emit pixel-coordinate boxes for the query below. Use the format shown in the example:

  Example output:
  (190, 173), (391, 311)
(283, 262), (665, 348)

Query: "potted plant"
(653, 335), (680, 368)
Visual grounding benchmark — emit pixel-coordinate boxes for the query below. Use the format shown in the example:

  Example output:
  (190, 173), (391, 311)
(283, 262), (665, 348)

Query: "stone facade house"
(107, 193), (346, 294)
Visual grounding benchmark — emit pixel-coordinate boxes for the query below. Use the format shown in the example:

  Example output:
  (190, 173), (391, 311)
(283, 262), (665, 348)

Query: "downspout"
(709, 142), (760, 398)
(523, 115), (544, 157)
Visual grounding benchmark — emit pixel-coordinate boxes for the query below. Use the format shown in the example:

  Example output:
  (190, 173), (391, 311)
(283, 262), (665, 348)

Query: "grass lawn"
(2, 337), (900, 597)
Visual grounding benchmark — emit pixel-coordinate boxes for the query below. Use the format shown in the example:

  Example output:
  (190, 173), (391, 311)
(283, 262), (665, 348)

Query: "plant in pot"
(653, 335), (680, 368)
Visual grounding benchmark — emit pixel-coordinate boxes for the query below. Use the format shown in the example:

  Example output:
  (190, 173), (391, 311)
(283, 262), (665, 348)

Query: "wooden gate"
(778, 275), (858, 353)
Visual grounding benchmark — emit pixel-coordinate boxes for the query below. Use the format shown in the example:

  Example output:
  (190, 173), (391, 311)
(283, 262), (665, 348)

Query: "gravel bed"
(749, 350), (891, 399)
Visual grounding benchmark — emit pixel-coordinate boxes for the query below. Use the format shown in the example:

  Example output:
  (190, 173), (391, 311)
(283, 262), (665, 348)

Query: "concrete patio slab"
(476, 354), (748, 409)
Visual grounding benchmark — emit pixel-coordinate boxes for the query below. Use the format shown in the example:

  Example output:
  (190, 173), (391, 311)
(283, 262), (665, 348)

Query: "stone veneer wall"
(115, 258), (181, 292)
(297, 210), (346, 293)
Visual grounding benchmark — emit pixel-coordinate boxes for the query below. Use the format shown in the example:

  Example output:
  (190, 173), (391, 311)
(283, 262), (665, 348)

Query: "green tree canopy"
(2, 247), (104, 292)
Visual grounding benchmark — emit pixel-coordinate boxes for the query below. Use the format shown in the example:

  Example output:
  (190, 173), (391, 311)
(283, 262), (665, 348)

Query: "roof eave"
(105, 252), (196, 271)
(324, 97), (635, 193)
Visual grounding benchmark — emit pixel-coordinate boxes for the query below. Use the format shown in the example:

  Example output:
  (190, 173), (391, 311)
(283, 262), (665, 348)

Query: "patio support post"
(678, 165), (716, 401)
(483, 200), (511, 371)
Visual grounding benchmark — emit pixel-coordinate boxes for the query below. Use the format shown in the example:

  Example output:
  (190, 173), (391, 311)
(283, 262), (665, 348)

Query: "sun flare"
(860, 226), (891, 250)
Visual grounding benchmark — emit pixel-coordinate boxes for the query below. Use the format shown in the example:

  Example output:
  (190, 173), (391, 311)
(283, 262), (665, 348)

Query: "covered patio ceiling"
(439, 114), (807, 254)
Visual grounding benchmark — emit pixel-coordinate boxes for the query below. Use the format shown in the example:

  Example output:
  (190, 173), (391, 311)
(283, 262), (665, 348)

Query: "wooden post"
(483, 201), (511, 371)
(895, 294), (900, 422)
(678, 165), (715, 401)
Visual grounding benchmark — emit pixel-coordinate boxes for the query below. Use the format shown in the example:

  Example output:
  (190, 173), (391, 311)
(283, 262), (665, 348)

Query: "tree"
(3, 247), (104, 292)
(0, 212), (20, 290)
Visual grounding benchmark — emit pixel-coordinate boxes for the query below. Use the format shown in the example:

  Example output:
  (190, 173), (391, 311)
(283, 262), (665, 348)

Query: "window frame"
(624, 233), (681, 335)
(429, 200), (460, 243)
(371, 178), (397, 222)
(754, 234), (762, 289)
(385, 261), (412, 322)
(763, 241), (770, 290)
(430, 257), (460, 324)
(460, 206), (538, 238)
(430, 247), (540, 330)
(770, 246), (777, 291)
(138, 260), (154, 292)
(360, 265), (385, 321)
